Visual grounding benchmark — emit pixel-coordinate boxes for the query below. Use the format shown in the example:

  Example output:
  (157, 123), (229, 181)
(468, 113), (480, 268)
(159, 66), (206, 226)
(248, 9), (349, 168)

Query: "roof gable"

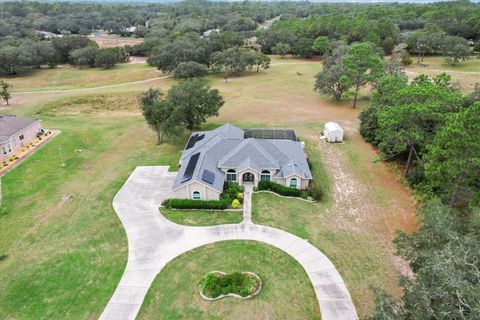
(218, 139), (279, 170)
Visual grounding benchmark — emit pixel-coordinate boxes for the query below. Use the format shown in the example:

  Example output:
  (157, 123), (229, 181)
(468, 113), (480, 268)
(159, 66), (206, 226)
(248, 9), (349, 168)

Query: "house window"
(289, 178), (298, 189)
(19, 134), (24, 141)
(226, 169), (237, 182)
(260, 170), (271, 181)
(2, 143), (11, 155)
(192, 191), (201, 200)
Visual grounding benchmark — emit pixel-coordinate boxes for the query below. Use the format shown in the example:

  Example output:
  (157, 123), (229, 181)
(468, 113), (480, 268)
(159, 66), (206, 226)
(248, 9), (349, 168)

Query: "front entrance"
(242, 172), (255, 182)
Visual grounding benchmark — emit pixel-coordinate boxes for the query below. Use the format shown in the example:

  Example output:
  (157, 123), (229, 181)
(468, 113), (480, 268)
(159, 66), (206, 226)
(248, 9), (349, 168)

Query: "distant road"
(12, 61), (321, 95)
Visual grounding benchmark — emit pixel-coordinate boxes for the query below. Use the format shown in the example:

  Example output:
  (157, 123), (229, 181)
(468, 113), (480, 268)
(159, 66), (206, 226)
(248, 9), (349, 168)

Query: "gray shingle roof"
(0, 115), (39, 143)
(172, 124), (312, 193)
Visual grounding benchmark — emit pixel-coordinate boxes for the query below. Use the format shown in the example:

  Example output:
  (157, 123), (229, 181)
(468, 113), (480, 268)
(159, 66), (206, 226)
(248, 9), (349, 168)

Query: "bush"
(307, 182), (323, 201)
(221, 182), (244, 202)
(400, 52), (412, 65)
(258, 180), (302, 197)
(173, 61), (208, 79)
(199, 272), (258, 298)
(231, 199), (242, 209)
(406, 166), (426, 187)
(359, 106), (380, 146)
(95, 48), (120, 68)
(162, 198), (228, 210)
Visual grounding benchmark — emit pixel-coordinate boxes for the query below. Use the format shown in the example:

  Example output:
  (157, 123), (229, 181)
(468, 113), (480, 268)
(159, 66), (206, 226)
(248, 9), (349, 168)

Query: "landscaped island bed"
(199, 271), (262, 300)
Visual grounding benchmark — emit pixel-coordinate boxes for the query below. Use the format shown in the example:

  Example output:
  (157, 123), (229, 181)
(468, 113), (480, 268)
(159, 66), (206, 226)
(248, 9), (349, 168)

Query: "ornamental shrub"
(199, 272), (258, 298)
(220, 182), (243, 202)
(231, 199), (242, 209)
(257, 180), (302, 197)
(162, 198), (228, 210)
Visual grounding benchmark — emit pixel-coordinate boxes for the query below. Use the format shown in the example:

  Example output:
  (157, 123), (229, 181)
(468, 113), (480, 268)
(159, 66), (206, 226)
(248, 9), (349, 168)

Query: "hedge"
(199, 272), (258, 298)
(257, 180), (302, 197)
(162, 198), (229, 210)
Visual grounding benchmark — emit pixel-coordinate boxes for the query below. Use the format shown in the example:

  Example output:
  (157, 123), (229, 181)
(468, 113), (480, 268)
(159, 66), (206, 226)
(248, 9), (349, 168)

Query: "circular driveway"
(99, 166), (357, 320)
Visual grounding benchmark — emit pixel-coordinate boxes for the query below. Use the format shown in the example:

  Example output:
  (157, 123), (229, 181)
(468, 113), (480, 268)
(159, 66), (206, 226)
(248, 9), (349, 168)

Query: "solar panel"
(182, 153), (200, 183)
(185, 133), (205, 150)
(201, 169), (215, 185)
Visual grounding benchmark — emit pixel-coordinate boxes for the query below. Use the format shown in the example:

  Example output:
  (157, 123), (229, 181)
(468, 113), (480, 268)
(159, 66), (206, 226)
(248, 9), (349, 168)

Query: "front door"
(242, 172), (254, 182)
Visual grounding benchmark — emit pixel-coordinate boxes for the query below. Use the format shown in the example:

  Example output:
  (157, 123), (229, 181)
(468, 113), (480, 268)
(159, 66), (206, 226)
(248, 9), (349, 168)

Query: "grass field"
(1, 55), (477, 318)
(161, 208), (243, 226)
(0, 106), (182, 318)
(406, 55), (480, 92)
(4, 63), (161, 92)
(407, 55), (480, 72)
(137, 241), (319, 320)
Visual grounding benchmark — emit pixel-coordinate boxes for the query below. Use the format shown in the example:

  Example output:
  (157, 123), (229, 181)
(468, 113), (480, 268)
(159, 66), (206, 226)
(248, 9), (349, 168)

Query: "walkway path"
(99, 166), (357, 320)
(242, 182), (253, 223)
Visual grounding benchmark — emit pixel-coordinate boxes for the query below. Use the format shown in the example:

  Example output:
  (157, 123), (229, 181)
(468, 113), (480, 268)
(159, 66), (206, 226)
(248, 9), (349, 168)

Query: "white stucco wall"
(0, 121), (41, 162)
(172, 181), (221, 200)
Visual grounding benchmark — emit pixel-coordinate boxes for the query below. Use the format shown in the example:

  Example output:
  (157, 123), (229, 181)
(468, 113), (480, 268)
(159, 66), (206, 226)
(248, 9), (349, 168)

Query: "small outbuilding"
(323, 122), (344, 143)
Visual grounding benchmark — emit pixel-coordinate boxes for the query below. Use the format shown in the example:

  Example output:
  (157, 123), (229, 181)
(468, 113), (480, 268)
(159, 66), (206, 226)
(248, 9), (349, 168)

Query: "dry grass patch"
(3, 63), (160, 92)
(36, 93), (141, 115)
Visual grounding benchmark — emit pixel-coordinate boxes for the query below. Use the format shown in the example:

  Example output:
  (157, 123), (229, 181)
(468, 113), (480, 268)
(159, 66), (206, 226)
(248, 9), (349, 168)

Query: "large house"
(0, 115), (42, 162)
(172, 124), (312, 200)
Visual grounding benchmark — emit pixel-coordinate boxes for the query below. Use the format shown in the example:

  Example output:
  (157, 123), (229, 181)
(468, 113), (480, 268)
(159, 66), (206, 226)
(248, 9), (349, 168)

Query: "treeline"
(1, 1), (479, 42)
(0, 36), (129, 74)
(1, 1), (479, 75)
(360, 73), (480, 318)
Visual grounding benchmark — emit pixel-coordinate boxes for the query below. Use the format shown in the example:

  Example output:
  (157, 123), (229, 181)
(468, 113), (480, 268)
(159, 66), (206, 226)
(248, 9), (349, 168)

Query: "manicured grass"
(251, 193), (400, 317)
(0, 104), (182, 318)
(137, 241), (320, 320)
(161, 208), (243, 226)
(4, 63), (161, 92)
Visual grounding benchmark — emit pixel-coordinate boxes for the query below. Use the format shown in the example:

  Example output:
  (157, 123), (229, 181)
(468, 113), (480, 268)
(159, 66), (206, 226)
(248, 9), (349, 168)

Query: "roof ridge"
(218, 138), (250, 167)
(249, 139), (279, 168)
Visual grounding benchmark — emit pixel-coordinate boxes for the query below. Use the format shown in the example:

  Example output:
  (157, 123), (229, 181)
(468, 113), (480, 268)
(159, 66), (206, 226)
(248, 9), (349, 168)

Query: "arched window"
(192, 191), (201, 200)
(289, 178), (298, 189)
(226, 169), (237, 182)
(260, 170), (271, 181)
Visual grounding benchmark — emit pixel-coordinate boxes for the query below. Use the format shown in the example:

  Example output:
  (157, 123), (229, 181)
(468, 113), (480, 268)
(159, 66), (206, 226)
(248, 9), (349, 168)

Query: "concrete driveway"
(99, 166), (358, 320)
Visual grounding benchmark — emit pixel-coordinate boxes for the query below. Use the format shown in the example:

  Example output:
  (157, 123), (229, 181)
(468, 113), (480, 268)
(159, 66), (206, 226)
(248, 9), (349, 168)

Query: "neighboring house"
(0, 115), (42, 162)
(172, 124), (312, 200)
(202, 29), (220, 38)
(35, 30), (62, 39)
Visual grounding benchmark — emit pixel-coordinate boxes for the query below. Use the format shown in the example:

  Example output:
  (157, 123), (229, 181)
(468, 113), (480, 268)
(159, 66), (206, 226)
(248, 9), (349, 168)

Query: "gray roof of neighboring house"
(172, 124), (312, 193)
(0, 115), (39, 143)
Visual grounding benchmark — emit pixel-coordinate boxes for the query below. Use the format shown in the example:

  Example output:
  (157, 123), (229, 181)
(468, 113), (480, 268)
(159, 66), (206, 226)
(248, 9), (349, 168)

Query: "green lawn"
(137, 241), (320, 320)
(0, 95), (182, 319)
(160, 208), (243, 226)
(251, 193), (399, 316)
(0, 56), (420, 318)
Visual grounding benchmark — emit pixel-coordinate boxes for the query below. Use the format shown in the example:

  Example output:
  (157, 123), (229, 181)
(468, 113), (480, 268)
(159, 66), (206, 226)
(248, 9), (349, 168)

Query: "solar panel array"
(185, 133), (205, 150)
(243, 129), (297, 141)
(201, 169), (215, 185)
(181, 153), (200, 183)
